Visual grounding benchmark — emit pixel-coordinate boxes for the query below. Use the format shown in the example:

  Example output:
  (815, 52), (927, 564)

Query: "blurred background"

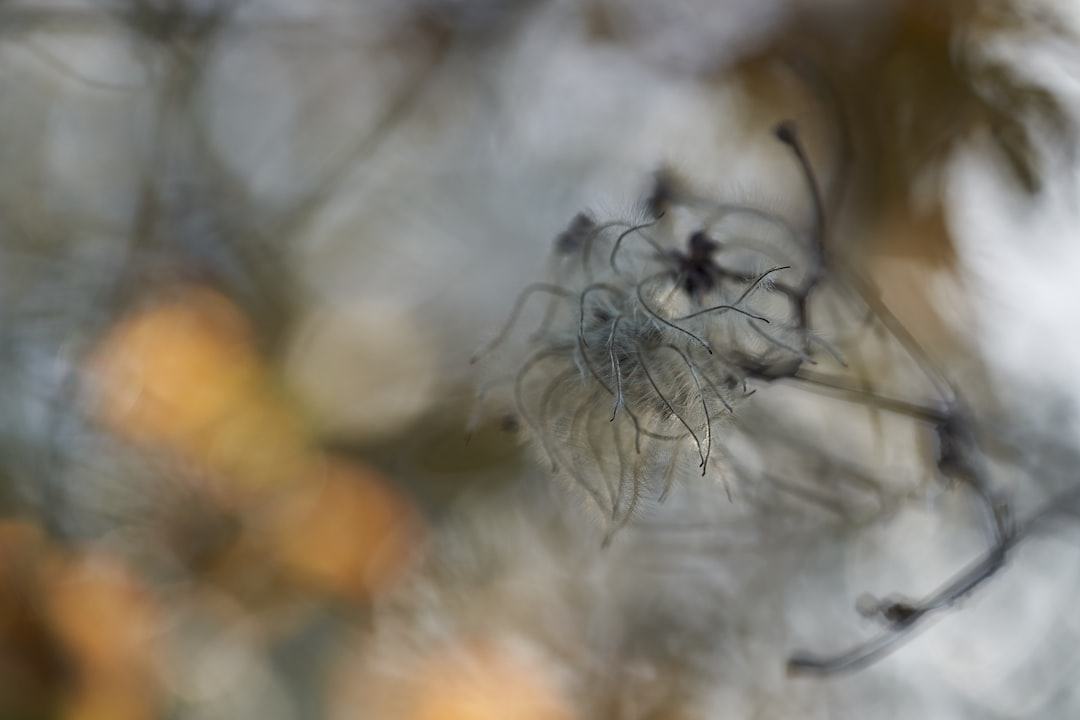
(2, 0), (1080, 718)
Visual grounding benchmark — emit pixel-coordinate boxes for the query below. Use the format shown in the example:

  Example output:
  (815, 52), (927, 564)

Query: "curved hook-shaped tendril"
(609, 214), (667, 275)
(659, 343), (712, 477)
(636, 273), (713, 354)
(636, 347), (706, 470)
(472, 284), (575, 364)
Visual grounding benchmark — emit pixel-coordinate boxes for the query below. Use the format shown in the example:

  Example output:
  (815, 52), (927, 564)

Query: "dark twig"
(788, 482), (1080, 676)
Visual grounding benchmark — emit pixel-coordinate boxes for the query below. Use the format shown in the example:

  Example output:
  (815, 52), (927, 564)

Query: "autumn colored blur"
(3, 284), (425, 718)
(0, 0), (1074, 718)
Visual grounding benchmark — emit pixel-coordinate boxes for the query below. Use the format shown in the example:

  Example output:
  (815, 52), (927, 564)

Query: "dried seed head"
(471, 126), (836, 536)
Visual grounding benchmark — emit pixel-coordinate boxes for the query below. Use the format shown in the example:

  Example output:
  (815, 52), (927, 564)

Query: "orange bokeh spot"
(86, 287), (309, 495)
(0, 521), (161, 720)
(88, 288), (257, 443)
(407, 641), (574, 720)
(270, 458), (422, 600)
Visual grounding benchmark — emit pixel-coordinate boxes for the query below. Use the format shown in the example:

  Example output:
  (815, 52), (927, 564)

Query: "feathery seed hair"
(472, 122), (835, 538)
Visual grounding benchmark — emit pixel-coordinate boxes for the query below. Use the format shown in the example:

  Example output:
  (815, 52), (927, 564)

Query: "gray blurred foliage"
(0, 1), (1079, 719)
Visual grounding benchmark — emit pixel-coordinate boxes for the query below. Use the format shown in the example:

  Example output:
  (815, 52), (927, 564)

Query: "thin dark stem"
(781, 370), (950, 424)
(787, 481), (1080, 676)
(576, 336), (642, 453)
(674, 305), (771, 323)
(734, 265), (792, 304)
(637, 347), (706, 469)
(774, 122), (826, 270)
(661, 344), (712, 474)
(578, 283), (624, 347)
(608, 316), (625, 421)
(609, 215), (667, 275)
(579, 219), (640, 280)
(637, 273), (713, 354)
